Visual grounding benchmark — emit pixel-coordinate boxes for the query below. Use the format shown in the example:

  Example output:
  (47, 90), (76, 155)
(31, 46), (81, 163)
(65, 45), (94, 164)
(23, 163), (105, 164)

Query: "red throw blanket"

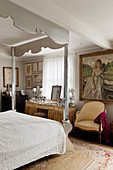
(94, 111), (109, 143)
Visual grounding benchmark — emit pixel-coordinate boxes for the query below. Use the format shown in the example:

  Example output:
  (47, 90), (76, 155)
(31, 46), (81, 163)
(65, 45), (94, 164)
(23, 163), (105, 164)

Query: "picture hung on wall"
(79, 50), (113, 103)
(26, 77), (32, 89)
(25, 63), (32, 76)
(32, 62), (38, 72)
(33, 73), (42, 87)
(38, 61), (43, 71)
(3, 67), (19, 87)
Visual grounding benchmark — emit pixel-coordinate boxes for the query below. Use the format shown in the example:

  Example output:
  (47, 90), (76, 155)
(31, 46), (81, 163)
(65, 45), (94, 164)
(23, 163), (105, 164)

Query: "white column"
(11, 46), (16, 110)
(63, 44), (69, 120)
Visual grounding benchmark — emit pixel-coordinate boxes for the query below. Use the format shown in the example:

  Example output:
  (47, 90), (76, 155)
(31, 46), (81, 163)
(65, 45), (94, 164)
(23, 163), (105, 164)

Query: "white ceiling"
(1, 0), (113, 57)
(9, 0), (113, 49)
(51, 0), (113, 41)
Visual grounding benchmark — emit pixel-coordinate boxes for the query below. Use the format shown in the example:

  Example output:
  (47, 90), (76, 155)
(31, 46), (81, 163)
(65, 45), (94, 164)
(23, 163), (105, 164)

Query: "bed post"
(11, 46), (16, 111)
(63, 44), (69, 120)
(63, 44), (74, 153)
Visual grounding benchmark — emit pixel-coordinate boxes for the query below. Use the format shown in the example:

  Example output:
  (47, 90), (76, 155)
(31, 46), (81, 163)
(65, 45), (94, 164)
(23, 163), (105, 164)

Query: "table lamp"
(33, 87), (37, 98)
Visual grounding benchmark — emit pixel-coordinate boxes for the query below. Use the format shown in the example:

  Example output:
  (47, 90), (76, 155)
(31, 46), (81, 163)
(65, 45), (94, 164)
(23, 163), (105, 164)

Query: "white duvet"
(0, 110), (66, 170)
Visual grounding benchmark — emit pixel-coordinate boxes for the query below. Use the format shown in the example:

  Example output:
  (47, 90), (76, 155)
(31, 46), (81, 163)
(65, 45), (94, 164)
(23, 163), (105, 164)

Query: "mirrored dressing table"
(25, 101), (76, 125)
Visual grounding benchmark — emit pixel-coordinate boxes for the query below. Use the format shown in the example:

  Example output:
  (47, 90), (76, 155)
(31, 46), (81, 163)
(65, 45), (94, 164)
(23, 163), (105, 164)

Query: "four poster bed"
(0, 0), (73, 169)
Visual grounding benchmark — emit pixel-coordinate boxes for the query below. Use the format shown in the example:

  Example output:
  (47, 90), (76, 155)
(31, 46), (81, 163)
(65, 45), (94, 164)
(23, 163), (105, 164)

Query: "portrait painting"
(79, 50), (113, 103)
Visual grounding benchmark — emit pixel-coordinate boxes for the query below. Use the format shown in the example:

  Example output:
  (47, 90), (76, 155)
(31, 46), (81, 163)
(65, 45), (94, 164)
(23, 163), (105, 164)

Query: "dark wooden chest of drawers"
(16, 94), (28, 113)
(1, 94), (28, 113)
(2, 95), (12, 111)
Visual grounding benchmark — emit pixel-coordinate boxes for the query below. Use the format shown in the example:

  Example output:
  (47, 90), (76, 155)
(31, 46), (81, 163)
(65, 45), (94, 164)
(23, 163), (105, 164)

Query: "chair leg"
(99, 133), (101, 143)
(73, 127), (75, 136)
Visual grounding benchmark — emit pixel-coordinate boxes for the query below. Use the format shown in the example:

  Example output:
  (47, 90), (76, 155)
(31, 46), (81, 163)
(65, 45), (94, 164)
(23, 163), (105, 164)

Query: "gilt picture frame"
(32, 62), (38, 72)
(25, 63), (32, 76)
(38, 61), (43, 71)
(3, 67), (19, 87)
(26, 77), (32, 89)
(80, 50), (113, 103)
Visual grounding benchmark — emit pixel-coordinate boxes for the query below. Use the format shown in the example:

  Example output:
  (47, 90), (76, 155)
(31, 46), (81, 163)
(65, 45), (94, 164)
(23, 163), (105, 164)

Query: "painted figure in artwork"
(92, 59), (104, 99)
(83, 59), (104, 99)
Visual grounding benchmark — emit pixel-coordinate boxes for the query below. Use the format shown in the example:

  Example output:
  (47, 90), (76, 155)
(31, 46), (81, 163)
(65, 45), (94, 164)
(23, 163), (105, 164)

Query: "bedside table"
(16, 94), (28, 113)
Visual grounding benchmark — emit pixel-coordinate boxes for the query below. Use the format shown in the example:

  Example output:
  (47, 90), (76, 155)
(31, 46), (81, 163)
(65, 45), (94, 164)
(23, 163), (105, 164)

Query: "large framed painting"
(3, 67), (19, 87)
(79, 50), (113, 103)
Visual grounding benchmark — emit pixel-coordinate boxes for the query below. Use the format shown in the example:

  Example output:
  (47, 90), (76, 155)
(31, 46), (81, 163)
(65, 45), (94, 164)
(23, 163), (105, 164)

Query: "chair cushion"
(74, 120), (102, 132)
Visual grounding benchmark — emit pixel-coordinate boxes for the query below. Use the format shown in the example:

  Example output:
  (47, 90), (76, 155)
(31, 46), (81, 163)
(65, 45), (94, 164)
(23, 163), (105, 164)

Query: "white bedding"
(0, 110), (66, 170)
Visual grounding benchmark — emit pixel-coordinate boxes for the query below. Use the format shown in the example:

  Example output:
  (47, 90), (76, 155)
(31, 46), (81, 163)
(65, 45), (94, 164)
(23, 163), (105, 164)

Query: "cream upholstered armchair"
(74, 101), (105, 143)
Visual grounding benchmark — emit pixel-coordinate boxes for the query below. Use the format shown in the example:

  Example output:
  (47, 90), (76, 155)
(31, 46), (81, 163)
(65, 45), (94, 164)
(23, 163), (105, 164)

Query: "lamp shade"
(33, 88), (37, 92)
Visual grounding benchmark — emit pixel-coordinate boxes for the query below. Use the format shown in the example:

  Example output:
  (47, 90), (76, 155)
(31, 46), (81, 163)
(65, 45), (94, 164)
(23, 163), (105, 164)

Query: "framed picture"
(32, 62), (38, 72)
(33, 73), (42, 87)
(38, 61), (43, 71)
(79, 49), (113, 103)
(26, 77), (32, 89)
(51, 85), (61, 101)
(3, 67), (19, 87)
(25, 63), (32, 76)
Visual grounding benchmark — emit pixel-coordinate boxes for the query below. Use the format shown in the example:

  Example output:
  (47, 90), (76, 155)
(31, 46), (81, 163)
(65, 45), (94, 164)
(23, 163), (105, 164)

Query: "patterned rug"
(19, 137), (113, 170)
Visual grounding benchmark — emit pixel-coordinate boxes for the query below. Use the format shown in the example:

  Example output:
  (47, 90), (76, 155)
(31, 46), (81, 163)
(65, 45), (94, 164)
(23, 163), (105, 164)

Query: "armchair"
(74, 101), (105, 143)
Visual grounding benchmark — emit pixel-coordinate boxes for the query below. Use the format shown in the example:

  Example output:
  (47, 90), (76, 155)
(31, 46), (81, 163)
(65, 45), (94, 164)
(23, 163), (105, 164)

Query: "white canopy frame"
(0, 0), (69, 45)
(12, 44), (69, 121)
(0, 0), (69, 120)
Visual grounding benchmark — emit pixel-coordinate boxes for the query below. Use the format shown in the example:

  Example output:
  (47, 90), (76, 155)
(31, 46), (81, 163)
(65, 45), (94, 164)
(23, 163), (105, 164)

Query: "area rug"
(19, 137), (113, 170)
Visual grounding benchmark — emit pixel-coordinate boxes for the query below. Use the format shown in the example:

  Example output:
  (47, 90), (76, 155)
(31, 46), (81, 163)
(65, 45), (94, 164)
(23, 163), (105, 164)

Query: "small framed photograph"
(26, 77), (32, 89)
(33, 73), (42, 87)
(51, 85), (61, 101)
(25, 63), (32, 76)
(32, 62), (38, 72)
(3, 67), (19, 87)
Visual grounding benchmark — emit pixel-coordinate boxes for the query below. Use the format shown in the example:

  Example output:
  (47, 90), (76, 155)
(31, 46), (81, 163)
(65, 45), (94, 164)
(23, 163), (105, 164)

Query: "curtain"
(43, 50), (76, 100)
